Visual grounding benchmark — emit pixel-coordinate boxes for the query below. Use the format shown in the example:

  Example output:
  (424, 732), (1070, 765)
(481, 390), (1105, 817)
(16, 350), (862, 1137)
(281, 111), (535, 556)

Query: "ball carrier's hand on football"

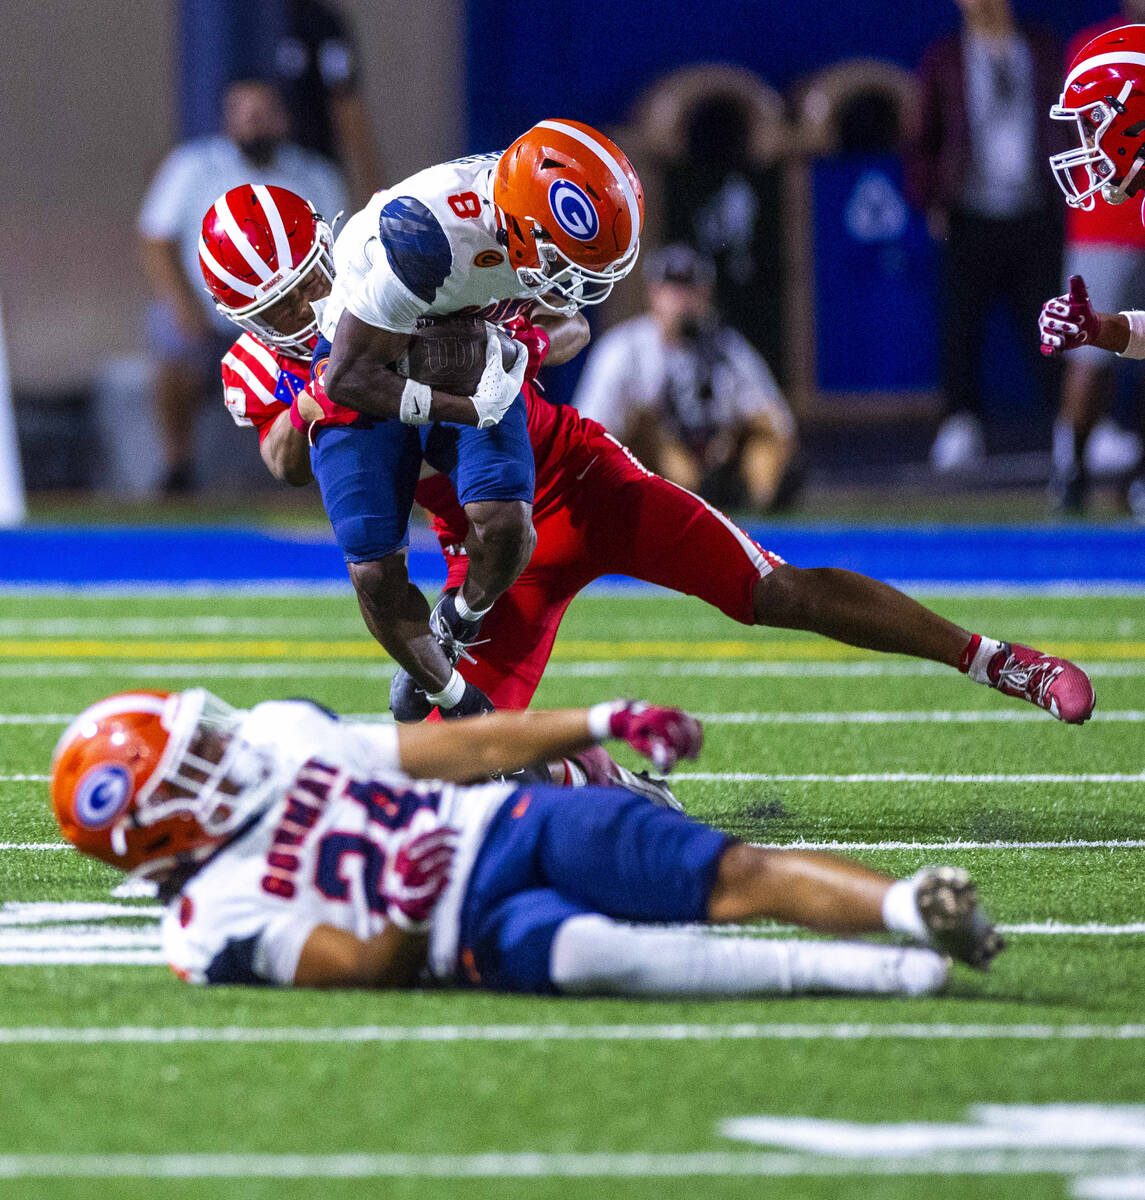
(321, 311), (526, 428)
(1039, 275), (1131, 356)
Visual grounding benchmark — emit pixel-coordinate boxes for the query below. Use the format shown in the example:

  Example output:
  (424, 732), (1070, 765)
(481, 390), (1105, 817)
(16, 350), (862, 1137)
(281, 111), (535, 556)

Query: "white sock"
(966, 635), (1005, 684)
(881, 876), (929, 941)
(455, 592), (492, 622)
(426, 669), (466, 709)
(549, 915), (946, 997)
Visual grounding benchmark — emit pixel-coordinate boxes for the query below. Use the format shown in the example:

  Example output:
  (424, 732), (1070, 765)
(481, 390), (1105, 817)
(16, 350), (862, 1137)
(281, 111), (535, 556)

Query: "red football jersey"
(220, 333), (310, 442)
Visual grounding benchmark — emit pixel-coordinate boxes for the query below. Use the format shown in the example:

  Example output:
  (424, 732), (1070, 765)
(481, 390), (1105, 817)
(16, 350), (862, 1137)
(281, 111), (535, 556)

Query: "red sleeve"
(220, 336), (308, 444)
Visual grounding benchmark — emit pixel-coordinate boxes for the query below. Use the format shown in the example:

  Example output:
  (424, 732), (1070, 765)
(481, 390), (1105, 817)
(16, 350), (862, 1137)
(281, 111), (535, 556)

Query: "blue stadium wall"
(465, 0), (1112, 152)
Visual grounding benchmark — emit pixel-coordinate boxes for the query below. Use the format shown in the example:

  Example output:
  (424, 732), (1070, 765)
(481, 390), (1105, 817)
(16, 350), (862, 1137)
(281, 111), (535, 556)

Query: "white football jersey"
(318, 153), (536, 337)
(162, 700), (513, 986)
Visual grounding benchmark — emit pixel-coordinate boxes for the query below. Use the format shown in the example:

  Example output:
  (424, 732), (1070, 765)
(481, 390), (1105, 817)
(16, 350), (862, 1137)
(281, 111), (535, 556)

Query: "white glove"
(470, 323), (528, 428)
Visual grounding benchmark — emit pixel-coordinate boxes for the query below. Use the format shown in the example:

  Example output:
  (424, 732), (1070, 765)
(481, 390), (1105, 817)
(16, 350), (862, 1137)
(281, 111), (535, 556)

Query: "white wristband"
(1118, 311), (1145, 359)
(399, 378), (433, 424)
(587, 700), (624, 741)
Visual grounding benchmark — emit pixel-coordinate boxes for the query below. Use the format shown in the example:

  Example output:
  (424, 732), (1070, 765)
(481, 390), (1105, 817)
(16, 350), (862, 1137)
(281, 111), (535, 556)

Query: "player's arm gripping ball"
(501, 313), (551, 383)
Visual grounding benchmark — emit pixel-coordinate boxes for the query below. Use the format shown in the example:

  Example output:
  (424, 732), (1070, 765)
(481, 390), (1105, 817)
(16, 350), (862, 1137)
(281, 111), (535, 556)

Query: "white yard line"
(0, 902), (161, 924)
(6, 837), (1145, 853)
(695, 710), (1145, 724)
(0, 1148), (1142, 1180)
(5, 708), (1145, 727)
(0, 1022), (1143, 1046)
(675, 772), (1145, 783)
(0, 660), (1143, 680)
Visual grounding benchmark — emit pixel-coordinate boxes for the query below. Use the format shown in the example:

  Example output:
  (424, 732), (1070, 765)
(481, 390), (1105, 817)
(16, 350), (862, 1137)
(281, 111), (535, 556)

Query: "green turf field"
(1, 586), (1143, 1199)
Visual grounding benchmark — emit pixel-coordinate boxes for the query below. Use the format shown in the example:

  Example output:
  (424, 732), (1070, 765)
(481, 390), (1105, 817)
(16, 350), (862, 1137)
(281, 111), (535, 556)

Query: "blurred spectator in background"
(573, 244), (801, 514)
(138, 78), (348, 494)
(269, 0), (382, 204)
(908, 0), (1063, 473)
(1048, 2), (1145, 514)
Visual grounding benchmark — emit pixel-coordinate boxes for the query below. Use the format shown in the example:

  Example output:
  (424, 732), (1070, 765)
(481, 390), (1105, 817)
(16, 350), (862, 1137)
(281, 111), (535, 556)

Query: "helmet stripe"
(1065, 49), (1145, 91)
(53, 693), (168, 761)
(213, 194), (275, 283)
(535, 120), (641, 253)
(252, 184), (293, 273)
(198, 236), (260, 300)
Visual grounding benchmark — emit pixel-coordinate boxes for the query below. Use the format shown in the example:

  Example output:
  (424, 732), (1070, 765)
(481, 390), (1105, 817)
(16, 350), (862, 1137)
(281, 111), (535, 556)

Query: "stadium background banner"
(463, 0), (1111, 152)
(460, 0), (1109, 419)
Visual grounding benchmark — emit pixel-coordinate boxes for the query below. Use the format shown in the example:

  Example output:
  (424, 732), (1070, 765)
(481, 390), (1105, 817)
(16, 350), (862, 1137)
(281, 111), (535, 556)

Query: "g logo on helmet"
(74, 764), (133, 829)
(547, 180), (599, 242)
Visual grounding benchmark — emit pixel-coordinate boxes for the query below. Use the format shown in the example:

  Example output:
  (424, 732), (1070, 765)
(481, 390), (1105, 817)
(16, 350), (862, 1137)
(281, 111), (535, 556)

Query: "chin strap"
(1103, 150), (1145, 205)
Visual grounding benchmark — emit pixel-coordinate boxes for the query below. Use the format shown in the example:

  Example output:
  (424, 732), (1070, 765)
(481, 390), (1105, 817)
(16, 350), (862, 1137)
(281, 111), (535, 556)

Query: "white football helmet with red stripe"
(51, 689), (277, 880)
(493, 119), (644, 314)
(199, 184), (334, 358)
(1049, 24), (1145, 209)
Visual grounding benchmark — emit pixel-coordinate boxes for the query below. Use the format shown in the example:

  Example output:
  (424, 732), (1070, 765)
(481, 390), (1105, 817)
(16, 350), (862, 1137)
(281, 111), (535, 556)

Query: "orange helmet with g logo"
(51, 689), (276, 880)
(493, 119), (644, 314)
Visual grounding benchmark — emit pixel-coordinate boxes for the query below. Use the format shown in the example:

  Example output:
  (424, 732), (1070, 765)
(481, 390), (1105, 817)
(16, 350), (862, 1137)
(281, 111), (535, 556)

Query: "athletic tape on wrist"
(1119, 311), (1145, 359)
(587, 700), (623, 741)
(399, 378), (433, 424)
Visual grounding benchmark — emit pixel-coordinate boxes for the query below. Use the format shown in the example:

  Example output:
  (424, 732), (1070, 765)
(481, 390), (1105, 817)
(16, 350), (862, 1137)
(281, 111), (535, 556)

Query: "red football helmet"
(51, 689), (277, 880)
(493, 119), (644, 314)
(1049, 24), (1145, 209)
(198, 184), (334, 358)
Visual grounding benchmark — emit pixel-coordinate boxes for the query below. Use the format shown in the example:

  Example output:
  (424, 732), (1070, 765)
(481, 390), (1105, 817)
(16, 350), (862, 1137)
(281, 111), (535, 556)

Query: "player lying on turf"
(206, 186), (1096, 734)
(50, 688), (1003, 993)
(202, 120), (644, 720)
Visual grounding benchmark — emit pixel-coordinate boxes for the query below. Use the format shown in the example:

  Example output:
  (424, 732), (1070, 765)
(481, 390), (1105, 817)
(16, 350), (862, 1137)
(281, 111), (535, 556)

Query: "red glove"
(501, 314), (550, 383)
(289, 381), (360, 432)
(588, 700), (704, 773)
(1039, 275), (1103, 357)
(383, 825), (458, 932)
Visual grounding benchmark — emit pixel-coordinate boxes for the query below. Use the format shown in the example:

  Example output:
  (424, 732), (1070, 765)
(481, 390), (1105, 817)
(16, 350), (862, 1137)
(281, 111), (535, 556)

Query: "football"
(396, 315), (520, 396)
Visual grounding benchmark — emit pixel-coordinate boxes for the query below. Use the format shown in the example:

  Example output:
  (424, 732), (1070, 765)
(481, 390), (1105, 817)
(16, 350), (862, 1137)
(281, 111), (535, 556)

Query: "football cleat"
(571, 745), (684, 811)
(913, 866), (1004, 971)
(429, 591), (486, 666)
(389, 669), (434, 724)
(987, 642), (1095, 724)
(437, 679), (496, 720)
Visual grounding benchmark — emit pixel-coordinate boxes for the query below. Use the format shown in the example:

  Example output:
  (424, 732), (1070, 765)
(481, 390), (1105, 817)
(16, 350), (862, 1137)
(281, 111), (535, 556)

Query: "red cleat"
(986, 642), (1096, 724)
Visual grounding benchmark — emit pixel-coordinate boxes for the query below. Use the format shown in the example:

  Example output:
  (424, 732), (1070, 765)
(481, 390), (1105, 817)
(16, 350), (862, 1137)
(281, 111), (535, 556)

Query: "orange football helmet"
(1049, 24), (1145, 209)
(493, 119), (644, 314)
(50, 688), (276, 880)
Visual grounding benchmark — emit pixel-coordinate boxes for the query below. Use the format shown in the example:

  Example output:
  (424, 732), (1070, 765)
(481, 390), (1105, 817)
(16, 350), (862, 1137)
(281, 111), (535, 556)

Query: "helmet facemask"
(111, 689), (276, 872)
(213, 222), (335, 359)
(1049, 80), (1142, 209)
(516, 233), (641, 315)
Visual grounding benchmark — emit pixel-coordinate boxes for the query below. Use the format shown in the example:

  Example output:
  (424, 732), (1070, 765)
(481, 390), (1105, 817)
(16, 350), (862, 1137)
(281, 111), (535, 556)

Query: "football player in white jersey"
(51, 689), (1003, 993)
(308, 120), (643, 717)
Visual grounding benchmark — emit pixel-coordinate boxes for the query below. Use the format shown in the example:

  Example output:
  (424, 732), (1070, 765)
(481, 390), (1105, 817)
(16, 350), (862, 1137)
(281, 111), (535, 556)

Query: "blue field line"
(0, 524), (1141, 587)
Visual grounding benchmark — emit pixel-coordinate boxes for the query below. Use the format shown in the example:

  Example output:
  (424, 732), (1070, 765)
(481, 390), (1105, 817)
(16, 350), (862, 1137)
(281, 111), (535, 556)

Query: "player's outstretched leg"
(751, 565), (1095, 723)
(550, 916), (949, 997)
(708, 842), (1004, 971)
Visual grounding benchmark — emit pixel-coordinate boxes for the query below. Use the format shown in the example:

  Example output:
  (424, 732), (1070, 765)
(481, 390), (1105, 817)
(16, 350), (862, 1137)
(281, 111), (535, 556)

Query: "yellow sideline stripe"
(0, 639), (1141, 661)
